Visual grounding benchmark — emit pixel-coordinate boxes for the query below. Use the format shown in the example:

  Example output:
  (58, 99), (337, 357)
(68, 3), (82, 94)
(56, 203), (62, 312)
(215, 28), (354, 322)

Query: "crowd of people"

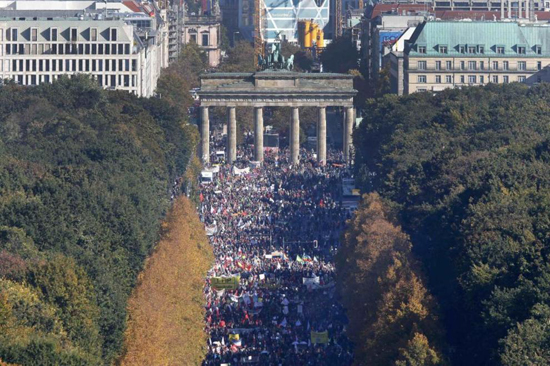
(199, 134), (354, 366)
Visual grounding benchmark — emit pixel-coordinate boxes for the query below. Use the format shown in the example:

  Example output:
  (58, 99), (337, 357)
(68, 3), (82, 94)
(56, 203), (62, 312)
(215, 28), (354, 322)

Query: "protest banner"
(310, 330), (329, 344)
(211, 276), (240, 290)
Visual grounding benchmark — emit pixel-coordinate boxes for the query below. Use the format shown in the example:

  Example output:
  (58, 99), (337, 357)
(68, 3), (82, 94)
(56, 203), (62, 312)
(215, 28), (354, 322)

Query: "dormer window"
(439, 45), (447, 54)
(110, 28), (117, 41)
(517, 45), (526, 54)
(459, 45), (465, 53)
(468, 45), (476, 53)
(31, 27), (37, 42)
(535, 45), (542, 54)
(478, 45), (485, 54)
(496, 45), (505, 54)
(418, 45), (426, 54)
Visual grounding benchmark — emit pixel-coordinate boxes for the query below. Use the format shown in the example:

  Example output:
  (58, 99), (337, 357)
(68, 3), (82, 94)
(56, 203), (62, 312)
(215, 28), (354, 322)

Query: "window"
(503, 75), (509, 83)
(31, 28), (37, 42)
(518, 76), (526, 82)
(202, 34), (209, 46)
(435, 75), (441, 83)
(535, 45), (542, 55)
(460, 75), (465, 83)
(439, 45), (447, 54)
(51, 27), (57, 41)
(538, 61), (542, 71)
(70, 28), (78, 42)
(480, 76), (484, 83)
(460, 61), (465, 70)
(492, 75), (498, 83)
(496, 46), (505, 54)
(518, 61), (526, 71)
(91, 28), (97, 42)
(468, 61), (477, 70)
(0, 29), (3, 42)
(503, 61), (509, 71)
(110, 28), (117, 41)
(468, 75), (476, 84)
(517, 46), (526, 54)
(492, 61), (498, 70)
(446, 61), (452, 70)
(480, 61), (484, 70)
(418, 45), (426, 54)
(436, 61), (441, 70)
(418, 61), (427, 70)
(190, 34), (197, 43)
(468, 46), (476, 54)
(446, 75), (452, 83)
(417, 75), (427, 83)
(459, 45), (465, 53)
(478, 45), (485, 54)
(10, 28), (18, 41)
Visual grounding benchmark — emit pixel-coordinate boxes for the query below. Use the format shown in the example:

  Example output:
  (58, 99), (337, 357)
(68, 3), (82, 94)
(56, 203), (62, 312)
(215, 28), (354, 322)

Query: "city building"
(168, 2), (185, 64)
(397, 21), (550, 94)
(0, 0), (168, 97)
(374, 0), (550, 12)
(183, 10), (221, 67)
(238, 0), (329, 43)
(361, 5), (427, 80)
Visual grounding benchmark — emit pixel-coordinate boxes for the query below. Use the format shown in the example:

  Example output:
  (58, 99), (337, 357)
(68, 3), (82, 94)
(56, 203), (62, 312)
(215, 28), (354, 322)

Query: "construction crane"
(253, 0), (266, 66)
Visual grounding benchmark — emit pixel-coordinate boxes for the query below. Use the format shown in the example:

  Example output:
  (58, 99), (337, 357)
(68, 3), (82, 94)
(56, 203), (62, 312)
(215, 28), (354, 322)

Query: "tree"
(219, 40), (255, 72)
(118, 197), (213, 366)
(352, 83), (550, 365)
(336, 193), (446, 366)
(320, 35), (358, 73)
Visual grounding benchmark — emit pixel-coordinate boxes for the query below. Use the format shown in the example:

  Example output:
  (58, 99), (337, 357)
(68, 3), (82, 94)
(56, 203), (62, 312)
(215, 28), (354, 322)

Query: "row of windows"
(7, 73), (137, 89)
(3, 27), (118, 43)
(417, 44), (542, 55)
(189, 33), (210, 47)
(417, 74), (527, 84)
(417, 60), (543, 71)
(5, 58), (138, 73)
(4, 42), (132, 56)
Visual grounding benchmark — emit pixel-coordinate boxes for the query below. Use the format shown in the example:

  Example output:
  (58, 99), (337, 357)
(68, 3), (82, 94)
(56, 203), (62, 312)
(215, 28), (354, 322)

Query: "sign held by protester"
(211, 276), (240, 290)
(311, 330), (329, 344)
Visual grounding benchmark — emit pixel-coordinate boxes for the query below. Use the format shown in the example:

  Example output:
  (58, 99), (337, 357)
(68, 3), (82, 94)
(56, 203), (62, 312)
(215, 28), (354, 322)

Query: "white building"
(0, 0), (168, 97)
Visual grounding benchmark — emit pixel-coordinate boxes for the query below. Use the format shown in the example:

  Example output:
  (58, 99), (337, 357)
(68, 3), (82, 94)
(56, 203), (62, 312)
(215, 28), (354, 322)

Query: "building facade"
(183, 13), (221, 67)
(0, 0), (168, 97)
(401, 21), (550, 94)
(238, 0), (329, 44)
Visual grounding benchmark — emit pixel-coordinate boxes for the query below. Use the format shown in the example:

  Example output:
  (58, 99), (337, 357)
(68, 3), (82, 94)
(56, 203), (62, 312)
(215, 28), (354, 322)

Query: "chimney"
(501, 0), (504, 19)
(529, 0), (535, 21)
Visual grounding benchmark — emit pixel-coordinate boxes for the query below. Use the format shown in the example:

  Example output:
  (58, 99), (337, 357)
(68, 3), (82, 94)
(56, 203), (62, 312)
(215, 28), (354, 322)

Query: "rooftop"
(408, 21), (550, 57)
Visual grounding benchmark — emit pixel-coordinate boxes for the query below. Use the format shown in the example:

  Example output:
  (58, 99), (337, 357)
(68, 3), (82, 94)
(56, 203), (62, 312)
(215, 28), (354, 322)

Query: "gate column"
(201, 106), (210, 165)
(317, 107), (327, 165)
(227, 107), (237, 163)
(254, 107), (264, 162)
(290, 107), (300, 164)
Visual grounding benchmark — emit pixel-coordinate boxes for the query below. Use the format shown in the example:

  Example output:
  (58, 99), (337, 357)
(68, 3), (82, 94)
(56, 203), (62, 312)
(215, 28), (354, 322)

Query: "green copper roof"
(408, 21), (550, 57)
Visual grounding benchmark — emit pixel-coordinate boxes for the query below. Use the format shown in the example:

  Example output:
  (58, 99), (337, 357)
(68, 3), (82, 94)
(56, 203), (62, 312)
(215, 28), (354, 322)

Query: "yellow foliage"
(118, 197), (213, 366)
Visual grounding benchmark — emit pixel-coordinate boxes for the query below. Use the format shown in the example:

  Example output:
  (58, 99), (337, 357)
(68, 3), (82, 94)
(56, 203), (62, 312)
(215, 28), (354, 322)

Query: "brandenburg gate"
(197, 70), (357, 165)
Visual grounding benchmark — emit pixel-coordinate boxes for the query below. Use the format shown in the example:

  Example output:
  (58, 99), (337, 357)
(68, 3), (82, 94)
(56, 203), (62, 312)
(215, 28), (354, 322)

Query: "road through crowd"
(199, 135), (354, 366)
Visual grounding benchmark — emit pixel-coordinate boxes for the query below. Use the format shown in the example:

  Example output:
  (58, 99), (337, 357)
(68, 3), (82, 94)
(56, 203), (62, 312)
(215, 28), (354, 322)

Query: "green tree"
(320, 35), (358, 73)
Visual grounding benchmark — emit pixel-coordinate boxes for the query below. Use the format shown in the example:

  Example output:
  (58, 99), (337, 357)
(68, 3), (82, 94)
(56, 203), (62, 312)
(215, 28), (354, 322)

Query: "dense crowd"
(200, 134), (354, 365)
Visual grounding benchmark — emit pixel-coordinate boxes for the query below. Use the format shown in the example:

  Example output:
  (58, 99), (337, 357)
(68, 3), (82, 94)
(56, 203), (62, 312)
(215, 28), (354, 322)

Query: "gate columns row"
(200, 106), (354, 166)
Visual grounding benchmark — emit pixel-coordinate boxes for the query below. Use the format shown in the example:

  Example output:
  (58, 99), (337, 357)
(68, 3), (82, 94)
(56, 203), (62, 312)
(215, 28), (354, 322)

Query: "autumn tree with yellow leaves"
(118, 197), (213, 366)
(336, 193), (446, 366)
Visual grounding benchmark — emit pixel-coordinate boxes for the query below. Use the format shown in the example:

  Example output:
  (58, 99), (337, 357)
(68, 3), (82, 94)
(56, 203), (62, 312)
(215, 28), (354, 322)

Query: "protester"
(200, 132), (354, 366)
